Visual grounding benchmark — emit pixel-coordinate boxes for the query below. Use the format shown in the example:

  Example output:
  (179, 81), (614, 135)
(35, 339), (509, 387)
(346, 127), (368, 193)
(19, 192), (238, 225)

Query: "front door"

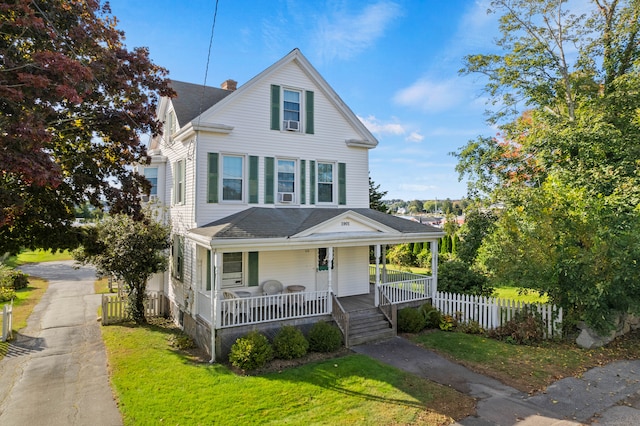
(316, 247), (337, 293)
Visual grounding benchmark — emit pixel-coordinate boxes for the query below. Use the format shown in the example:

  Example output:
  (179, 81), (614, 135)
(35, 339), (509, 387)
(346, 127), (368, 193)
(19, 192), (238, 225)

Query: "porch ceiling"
(188, 207), (444, 250)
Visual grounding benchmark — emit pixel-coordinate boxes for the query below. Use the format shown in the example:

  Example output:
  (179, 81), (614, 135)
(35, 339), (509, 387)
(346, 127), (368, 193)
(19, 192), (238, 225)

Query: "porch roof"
(189, 207), (444, 249)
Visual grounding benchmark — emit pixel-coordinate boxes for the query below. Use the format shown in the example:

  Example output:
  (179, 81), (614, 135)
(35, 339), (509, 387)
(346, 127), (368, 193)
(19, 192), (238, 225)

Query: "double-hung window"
(317, 162), (334, 203)
(144, 167), (158, 197)
(173, 159), (185, 204)
(277, 159), (296, 203)
(222, 155), (244, 201)
(283, 89), (300, 130)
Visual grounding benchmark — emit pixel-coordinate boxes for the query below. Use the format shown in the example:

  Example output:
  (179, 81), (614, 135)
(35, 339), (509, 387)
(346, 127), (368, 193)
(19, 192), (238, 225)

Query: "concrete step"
(347, 309), (395, 346)
(350, 318), (390, 334)
(349, 328), (396, 346)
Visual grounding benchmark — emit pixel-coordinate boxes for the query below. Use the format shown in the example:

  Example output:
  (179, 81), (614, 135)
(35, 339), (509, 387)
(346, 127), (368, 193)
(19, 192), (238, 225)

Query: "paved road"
(0, 261), (122, 426)
(354, 337), (640, 425)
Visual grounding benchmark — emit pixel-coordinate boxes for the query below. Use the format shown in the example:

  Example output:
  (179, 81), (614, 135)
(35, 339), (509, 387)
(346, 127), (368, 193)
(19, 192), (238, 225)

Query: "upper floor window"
(144, 167), (158, 196)
(270, 85), (314, 134)
(277, 159), (296, 203)
(222, 155), (244, 201)
(283, 90), (300, 130)
(173, 159), (185, 204)
(317, 162), (334, 203)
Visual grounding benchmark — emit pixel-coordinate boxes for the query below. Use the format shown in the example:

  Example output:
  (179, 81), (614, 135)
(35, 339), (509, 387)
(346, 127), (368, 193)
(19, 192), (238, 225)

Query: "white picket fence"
(433, 291), (563, 339)
(101, 292), (163, 325)
(1, 301), (13, 342)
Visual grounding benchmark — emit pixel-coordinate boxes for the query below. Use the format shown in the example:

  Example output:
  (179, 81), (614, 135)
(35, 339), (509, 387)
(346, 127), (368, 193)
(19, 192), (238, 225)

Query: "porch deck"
(337, 286), (376, 312)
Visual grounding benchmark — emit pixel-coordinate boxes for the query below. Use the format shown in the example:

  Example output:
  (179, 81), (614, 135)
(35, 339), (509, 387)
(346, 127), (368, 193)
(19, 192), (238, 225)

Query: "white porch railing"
(433, 291), (563, 338)
(215, 290), (331, 328)
(370, 265), (433, 304)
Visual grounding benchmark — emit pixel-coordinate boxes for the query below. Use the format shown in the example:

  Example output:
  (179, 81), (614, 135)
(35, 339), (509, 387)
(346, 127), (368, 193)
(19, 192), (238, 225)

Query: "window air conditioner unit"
(278, 192), (294, 203)
(283, 120), (300, 131)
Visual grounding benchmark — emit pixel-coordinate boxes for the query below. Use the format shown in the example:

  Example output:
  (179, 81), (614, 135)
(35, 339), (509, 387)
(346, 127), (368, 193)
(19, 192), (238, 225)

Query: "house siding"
(192, 61), (370, 226)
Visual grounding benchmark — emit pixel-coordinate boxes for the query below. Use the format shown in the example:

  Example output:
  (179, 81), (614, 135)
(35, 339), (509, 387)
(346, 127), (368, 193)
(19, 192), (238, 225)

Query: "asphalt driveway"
(0, 261), (121, 426)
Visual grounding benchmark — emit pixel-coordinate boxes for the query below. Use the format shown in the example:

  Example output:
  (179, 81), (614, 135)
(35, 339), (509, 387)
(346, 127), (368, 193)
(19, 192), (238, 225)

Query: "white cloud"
(313, 1), (402, 62)
(406, 132), (424, 142)
(393, 78), (466, 113)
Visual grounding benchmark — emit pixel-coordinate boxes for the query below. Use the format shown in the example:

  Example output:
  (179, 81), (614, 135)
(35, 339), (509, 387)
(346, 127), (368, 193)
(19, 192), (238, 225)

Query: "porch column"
(210, 250), (222, 363)
(431, 240), (438, 299)
(374, 244), (381, 307)
(327, 247), (334, 295)
(382, 245), (387, 282)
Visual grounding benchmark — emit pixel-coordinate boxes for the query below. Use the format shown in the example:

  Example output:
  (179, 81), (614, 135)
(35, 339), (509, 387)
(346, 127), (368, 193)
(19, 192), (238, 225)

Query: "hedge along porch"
(186, 207), (444, 361)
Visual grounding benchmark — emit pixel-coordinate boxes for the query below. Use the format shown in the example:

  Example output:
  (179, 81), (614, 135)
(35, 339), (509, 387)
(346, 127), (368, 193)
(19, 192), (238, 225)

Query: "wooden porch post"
(210, 250), (221, 363)
(374, 244), (381, 307)
(327, 247), (334, 295)
(430, 240), (438, 299)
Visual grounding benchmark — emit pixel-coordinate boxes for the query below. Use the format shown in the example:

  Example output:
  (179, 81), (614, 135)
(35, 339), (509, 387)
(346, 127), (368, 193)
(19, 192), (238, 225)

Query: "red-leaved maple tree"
(0, 0), (174, 254)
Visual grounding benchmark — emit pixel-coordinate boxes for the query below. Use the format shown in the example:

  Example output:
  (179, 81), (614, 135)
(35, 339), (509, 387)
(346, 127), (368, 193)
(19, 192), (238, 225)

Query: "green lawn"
(492, 286), (548, 304)
(412, 330), (640, 393)
(102, 322), (474, 425)
(2, 249), (73, 267)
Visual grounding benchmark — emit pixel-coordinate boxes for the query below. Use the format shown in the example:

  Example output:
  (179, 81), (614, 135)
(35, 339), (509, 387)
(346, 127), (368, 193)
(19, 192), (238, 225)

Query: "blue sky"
(108, 0), (501, 201)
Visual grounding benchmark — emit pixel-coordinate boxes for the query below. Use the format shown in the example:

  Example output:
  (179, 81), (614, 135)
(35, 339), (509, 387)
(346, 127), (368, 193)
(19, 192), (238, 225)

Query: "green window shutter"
(206, 249), (212, 291)
(248, 252), (259, 287)
(265, 157), (274, 204)
(338, 162), (346, 205)
(300, 160), (306, 205)
(309, 160), (316, 205)
(305, 90), (314, 134)
(270, 85), (280, 131)
(207, 153), (219, 203)
(249, 156), (259, 204)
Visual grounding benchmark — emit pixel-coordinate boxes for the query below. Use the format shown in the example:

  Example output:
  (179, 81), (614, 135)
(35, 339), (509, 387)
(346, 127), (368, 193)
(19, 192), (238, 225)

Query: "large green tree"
(74, 211), (170, 323)
(455, 0), (640, 331)
(0, 0), (174, 254)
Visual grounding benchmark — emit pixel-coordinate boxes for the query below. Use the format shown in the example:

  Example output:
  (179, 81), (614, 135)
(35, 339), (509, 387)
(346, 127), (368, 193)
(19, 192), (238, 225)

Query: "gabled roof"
(175, 48), (378, 148)
(168, 80), (233, 126)
(190, 207), (442, 240)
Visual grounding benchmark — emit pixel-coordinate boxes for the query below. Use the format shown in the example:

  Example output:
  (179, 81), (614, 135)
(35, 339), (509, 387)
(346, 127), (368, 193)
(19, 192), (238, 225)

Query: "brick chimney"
(221, 79), (237, 91)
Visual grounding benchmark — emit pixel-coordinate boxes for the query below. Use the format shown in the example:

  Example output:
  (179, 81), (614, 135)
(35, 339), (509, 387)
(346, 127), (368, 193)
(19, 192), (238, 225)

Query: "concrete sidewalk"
(0, 261), (122, 426)
(353, 337), (640, 425)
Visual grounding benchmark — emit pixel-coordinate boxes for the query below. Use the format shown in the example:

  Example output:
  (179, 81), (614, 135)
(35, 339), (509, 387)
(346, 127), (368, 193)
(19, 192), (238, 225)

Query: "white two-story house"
(142, 49), (443, 360)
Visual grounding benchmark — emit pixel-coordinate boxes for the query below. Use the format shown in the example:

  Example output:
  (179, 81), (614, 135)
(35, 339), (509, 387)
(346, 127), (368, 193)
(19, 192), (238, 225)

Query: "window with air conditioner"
(283, 89), (300, 131)
(277, 159), (296, 204)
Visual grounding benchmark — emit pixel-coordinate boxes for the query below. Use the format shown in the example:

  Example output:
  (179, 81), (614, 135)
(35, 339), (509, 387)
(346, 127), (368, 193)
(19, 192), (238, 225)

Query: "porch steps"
(348, 308), (395, 346)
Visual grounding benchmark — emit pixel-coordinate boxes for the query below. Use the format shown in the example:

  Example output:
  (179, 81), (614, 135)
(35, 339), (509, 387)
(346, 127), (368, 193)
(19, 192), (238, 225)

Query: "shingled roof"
(190, 207), (441, 240)
(169, 80), (233, 126)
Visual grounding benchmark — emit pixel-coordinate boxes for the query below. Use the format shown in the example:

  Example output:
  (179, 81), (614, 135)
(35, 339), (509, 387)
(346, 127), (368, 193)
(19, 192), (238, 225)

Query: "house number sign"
(341, 221), (350, 226)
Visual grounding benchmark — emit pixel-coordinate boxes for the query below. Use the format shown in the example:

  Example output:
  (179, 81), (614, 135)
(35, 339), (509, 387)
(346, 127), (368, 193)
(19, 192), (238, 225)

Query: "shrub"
(273, 326), (308, 359)
(418, 303), (442, 329)
(488, 307), (545, 345)
(0, 287), (16, 303)
(167, 333), (195, 350)
(228, 331), (273, 370)
(438, 260), (493, 297)
(439, 314), (457, 331)
(398, 307), (426, 333)
(457, 320), (484, 335)
(307, 321), (343, 352)
(387, 244), (416, 267)
(0, 265), (29, 290)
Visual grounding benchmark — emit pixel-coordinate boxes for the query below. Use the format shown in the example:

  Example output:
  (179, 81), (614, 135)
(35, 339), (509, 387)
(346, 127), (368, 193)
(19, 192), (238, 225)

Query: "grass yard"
(0, 277), (48, 359)
(411, 330), (640, 394)
(2, 249), (73, 267)
(102, 321), (475, 425)
(492, 286), (548, 304)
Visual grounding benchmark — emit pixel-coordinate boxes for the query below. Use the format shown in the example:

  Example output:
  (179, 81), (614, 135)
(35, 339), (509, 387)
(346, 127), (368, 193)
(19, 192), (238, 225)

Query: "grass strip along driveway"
(102, 321), (474, 425)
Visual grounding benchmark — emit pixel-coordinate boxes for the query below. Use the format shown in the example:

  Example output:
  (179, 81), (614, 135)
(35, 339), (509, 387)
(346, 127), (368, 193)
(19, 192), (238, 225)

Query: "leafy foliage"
(454, 0), (640, 332)
(488, 307), (545, 345)
(228, 331), (274, 371)
(0, 265), (29, 290)
(0, 286), (15, 303)
(438, 260), (494, 297)
(397, 307), (427, 333)
(0, 0), (174, 255)
(418, 303), (442, 329)
(307, 321), (343, 352)
(369, 176), (388, 212)
(273, 326), (309, 360)
(73, 211), (170, 323)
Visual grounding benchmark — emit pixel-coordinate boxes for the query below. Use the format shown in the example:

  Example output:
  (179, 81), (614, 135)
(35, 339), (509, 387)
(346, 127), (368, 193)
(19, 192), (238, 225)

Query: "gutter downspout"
(209, 249), (217, 363)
